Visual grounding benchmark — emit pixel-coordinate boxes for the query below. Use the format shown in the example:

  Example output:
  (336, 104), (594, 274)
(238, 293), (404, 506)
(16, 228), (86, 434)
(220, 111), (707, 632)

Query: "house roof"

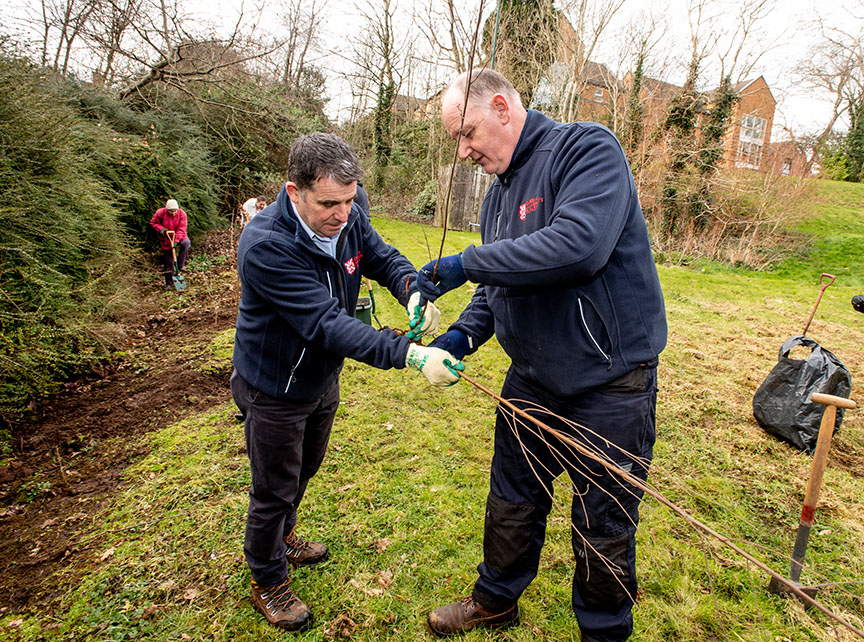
(583, 61), (624, 91)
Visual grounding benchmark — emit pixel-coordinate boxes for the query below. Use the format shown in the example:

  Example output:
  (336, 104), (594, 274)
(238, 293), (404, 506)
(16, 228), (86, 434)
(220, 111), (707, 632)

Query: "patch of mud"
(0, 228), (240, 614)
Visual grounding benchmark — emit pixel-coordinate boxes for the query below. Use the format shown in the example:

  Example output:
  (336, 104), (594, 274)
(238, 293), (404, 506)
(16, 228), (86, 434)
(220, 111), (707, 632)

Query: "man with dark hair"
(418, 70), (667, 642)
(232, 132), (456, 631)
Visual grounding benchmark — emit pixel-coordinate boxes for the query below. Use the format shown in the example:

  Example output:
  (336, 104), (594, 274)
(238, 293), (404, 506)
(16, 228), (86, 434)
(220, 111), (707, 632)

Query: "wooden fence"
(434, 163), (494, 231)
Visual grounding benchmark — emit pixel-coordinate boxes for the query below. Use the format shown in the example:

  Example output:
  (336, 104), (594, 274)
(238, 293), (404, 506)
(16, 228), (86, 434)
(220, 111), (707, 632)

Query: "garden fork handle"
(802, 273), (835, 336)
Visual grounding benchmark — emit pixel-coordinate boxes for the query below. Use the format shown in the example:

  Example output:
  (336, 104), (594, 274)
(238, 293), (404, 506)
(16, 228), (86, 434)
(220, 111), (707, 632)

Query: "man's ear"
(285, 182), (301, 204)
(491, 94), (510, 124)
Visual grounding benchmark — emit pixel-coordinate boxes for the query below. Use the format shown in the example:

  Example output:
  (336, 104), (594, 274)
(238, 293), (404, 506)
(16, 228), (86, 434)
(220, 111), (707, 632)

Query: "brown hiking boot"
(250, 578), (312, 631)
(427, 596), (520, 637)
(284, 527), (329, 567)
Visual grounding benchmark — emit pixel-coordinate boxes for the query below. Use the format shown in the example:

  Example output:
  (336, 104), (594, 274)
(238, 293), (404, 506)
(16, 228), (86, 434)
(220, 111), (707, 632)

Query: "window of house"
(594, 87), (604, 102)
(736, 141), (763, 169)
(782, 158), (792, 175)
(736, 113), (768, 169)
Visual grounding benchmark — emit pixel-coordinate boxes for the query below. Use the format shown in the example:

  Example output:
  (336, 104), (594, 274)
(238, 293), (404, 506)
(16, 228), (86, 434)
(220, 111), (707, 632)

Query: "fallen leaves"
(369, 538), (391, 553)
(324, 613), (356, 639)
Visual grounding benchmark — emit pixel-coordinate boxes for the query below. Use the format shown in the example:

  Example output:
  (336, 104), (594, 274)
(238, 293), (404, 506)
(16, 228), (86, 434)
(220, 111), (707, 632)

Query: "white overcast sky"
(3, 0), (861, 137)
(244, 0), (862, 138)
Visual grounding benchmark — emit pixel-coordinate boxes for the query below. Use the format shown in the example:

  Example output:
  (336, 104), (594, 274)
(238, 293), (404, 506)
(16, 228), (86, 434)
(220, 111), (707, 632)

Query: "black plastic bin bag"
(753, 335), (851, 454)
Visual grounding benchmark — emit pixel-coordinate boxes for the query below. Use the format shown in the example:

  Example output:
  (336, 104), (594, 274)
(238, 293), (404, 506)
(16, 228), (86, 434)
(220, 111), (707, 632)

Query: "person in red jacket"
(150, 199), (190, 288)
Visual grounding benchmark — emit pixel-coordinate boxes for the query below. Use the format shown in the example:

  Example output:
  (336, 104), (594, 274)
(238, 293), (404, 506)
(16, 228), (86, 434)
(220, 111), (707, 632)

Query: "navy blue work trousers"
(471, 365), (657, 642)
(230, 370), (339, 587)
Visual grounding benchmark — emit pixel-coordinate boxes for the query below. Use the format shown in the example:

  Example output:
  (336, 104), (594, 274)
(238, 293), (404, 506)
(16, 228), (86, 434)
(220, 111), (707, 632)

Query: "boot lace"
(260, 579), (299, 615)
(284, 531), (310, 555)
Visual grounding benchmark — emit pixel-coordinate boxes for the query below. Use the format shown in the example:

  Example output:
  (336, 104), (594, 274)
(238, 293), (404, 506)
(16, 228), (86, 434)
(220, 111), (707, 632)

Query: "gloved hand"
(429, 329), (470, 360)
(159, 228), (168, 236)
(405, 344), (464, 387)
(405, 291), (440, 340)
(416, 253), (466, 302)
(172, 241), (179, 248)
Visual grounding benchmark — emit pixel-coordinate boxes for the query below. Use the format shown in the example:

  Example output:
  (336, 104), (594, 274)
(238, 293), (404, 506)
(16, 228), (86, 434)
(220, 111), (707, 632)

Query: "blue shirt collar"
(290, 201), (344, 258)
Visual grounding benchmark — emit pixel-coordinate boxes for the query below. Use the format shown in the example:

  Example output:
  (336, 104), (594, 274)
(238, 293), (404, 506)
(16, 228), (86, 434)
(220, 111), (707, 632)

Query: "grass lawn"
(6, 179), (864, 641)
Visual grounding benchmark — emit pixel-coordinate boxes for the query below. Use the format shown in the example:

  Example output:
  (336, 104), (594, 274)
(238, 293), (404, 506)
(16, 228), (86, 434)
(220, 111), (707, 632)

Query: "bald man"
(418, 69), (667, 642)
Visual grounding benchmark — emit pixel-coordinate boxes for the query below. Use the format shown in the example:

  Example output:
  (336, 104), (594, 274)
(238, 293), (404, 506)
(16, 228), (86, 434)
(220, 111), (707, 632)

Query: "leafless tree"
(344, 0), (418, 181)
(37, 0), (98, 74)
(415, 0), (486, 75)
(795, 6), (864, 169)
(84, 0), (145, 85)
(711, 0), (777, 84)
(279, 0), (324, 87)
(542, 0), (627, 123)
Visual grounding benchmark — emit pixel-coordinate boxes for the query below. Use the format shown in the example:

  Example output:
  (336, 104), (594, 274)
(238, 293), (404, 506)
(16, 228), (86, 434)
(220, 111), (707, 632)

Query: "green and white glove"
(405, 291), (441, 341)
(405, 344), (464, 387)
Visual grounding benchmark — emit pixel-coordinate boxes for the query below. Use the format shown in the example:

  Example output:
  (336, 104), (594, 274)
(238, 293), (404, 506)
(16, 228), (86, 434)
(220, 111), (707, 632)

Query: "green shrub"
(407, 180), (437, 220)
(71, 85), (222, 247)
(0, 54), (135, 420)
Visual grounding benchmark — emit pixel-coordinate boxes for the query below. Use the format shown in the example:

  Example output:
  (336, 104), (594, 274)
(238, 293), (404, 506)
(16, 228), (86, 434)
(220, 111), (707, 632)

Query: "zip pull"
(285, 347), (307, 393)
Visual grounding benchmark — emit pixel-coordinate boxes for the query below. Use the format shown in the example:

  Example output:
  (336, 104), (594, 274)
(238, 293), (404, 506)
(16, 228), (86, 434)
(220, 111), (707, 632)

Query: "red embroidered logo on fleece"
(518, 196), (544, 220)
(344, 252), (363, 274)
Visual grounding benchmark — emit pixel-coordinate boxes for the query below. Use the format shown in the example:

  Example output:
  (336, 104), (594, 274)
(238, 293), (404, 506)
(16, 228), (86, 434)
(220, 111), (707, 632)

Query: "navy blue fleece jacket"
(451, 110), (667, 396)
(233, 185), (416, 403)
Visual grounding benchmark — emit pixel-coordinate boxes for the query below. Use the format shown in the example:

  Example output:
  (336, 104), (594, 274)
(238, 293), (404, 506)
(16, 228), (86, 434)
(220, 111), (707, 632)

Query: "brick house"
(718, 76), (776, 171)
(762, 139), (811, 176)
(620, 73), (777, 172)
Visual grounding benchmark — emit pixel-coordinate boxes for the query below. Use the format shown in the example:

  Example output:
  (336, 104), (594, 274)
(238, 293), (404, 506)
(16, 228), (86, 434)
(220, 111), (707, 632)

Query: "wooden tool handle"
(810, 393), (856, 409)
(802, 273), (835, 336)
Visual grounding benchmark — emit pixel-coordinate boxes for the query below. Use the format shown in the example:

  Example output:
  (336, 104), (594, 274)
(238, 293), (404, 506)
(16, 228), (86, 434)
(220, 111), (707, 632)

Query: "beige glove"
(405, 291), (441, 340)
(405, 344), (464, 387)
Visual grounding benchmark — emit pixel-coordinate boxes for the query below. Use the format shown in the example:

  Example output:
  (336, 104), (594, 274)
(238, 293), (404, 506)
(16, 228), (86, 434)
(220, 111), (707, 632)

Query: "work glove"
(405, 291), (441, 340)
(159, 228), (167, 236)
(429, 329), (470, 360)
(416, 253), (466, 302)
(405, 344), (464, 387)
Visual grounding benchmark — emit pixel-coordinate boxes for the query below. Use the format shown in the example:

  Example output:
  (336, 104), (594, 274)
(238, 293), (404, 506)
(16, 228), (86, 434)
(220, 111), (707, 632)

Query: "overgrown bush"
(175, 78), (329, 211)
(0, 47), (333, 425)
(71, 85), (222, 246)
(0, 55), (135, 423)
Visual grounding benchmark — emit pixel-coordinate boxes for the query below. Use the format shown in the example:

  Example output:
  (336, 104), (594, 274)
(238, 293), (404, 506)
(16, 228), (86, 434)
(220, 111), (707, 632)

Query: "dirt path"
(0, 229), (240, 614)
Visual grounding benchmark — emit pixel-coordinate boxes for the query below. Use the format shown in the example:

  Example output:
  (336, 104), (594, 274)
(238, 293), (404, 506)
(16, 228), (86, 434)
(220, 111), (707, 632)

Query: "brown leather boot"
(427, 596), (520, 636)
(284, 527), (330, 567)
(250, 578), (312, 631)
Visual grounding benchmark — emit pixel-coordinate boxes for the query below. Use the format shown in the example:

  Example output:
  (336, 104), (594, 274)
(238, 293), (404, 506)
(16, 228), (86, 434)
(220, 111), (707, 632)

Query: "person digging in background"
(241, 195), (268, 226)
(150, 198), (190, 289)
(417, 69), (667, 642)
(231, 132), (456, 632)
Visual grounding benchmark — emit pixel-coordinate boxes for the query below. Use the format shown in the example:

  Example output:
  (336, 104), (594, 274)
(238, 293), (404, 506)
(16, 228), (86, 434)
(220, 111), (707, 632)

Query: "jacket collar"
(498, 109), (555, 183)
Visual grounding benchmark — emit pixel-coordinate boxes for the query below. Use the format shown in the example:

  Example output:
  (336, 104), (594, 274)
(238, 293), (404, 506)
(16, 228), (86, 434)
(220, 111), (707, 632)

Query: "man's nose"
(335, 204), (350, 221)
(458, 139), (472, 160)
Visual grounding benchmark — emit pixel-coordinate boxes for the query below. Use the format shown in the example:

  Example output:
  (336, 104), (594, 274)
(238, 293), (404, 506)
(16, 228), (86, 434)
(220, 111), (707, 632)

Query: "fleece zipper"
(285, 261), (338, 393)
(285, 347), (307, 393)
(578, 298), (613, 369)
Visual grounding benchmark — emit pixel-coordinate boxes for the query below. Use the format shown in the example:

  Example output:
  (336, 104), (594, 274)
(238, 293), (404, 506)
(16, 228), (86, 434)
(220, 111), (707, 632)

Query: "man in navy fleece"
(418, 70), (667, 642)
(232, 133), (458, 632)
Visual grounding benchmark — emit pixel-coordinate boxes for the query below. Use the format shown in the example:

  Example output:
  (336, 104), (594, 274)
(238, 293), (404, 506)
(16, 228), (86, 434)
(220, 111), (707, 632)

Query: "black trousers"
(472, 365), (657, 642)
(161, 237), (190, 285)
(231, 370), (339, 587)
